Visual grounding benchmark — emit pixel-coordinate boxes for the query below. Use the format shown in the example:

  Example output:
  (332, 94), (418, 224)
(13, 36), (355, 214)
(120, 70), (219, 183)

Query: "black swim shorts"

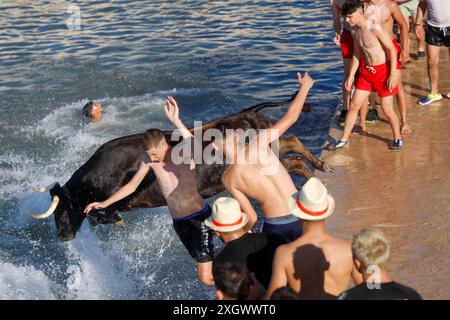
(172, 204), (214, 263)
(425, 24), (450, 47)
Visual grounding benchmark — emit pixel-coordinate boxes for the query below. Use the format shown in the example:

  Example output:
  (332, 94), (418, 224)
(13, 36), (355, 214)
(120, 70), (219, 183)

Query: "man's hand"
(297, 72), (315, 90)
(333, 32), (341, 46)
(84, 202), (106, 214)
(345, 76), (354, 92)
(388, 73), (398, 91)
(164, 96), (180, 125)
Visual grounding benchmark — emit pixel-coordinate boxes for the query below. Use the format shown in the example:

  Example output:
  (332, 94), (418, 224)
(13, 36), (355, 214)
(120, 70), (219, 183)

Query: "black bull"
(30, 93), (333, 241)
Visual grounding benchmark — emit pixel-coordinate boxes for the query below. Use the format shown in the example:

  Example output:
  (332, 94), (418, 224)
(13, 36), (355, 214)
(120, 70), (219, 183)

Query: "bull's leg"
(280, 155), (315, 180)
(86, 210), (126, 228)
(279, 136), (334, 172)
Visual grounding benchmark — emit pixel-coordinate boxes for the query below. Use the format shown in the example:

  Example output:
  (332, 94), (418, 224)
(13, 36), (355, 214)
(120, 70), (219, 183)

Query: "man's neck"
(222, 229), (247, 243)
(302, 220), (328, 236)
(363, 269), (392, 284)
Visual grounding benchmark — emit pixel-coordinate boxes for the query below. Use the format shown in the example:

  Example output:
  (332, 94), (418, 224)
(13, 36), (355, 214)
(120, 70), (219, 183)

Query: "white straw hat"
(289, 177), (335, 221)
(204, 197), (249, 232)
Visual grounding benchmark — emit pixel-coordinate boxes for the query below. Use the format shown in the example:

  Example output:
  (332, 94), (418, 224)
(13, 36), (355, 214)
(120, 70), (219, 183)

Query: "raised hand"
(164, 96), (180, 124)
(297, 72), (315, 90)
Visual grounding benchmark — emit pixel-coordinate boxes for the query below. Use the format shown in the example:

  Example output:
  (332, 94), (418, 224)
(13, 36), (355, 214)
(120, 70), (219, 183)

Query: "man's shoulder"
(390, 282), (423, 300)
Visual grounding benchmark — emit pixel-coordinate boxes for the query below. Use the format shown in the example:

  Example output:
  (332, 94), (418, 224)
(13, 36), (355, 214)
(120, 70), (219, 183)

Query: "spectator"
(338, 229), (423, 300)
(416, 0), (450, 105)
(205, 197), (287, 289)
(213, 262), (253, 300)
(266, 177), (363, 299)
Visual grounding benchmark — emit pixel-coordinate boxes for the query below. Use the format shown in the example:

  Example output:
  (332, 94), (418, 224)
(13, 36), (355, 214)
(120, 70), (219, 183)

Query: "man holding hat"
(205, 197), (287, 289)
(266, 177), (363, 299)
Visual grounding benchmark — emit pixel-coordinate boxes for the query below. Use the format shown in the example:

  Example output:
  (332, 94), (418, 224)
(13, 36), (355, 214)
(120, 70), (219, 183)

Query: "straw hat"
(289, 177), (335, 221)
(204, 197), (249, 232)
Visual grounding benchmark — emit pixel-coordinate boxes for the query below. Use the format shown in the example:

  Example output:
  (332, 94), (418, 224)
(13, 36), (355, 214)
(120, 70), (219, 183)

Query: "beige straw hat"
(204, 197), (249, 232)
(289, 177), (335, 221)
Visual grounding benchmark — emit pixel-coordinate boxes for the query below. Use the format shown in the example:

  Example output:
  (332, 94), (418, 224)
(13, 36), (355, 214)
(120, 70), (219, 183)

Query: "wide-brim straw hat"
(204, 197), (249, 232)
(289, 177), (335, 221)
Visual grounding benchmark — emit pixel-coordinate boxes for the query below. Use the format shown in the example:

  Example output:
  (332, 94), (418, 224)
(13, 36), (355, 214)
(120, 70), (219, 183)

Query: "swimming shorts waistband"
(172, 203), (211, 222)
(263, 214), (299, 225)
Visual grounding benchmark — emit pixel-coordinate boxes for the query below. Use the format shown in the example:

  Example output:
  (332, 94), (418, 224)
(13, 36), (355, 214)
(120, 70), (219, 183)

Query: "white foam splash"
(0, 262), (57, 300)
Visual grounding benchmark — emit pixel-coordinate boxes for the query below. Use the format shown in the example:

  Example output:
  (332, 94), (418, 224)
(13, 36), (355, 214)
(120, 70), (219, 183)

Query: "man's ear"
(354, 259), (363, 272)
(216, 289), (224, 300)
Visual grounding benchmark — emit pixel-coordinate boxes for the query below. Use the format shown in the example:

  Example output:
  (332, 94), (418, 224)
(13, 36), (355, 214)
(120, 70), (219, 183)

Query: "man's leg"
(339, 89), (371, 142)
(380, 95), (402, 141)
(197, 261), (214, 286)
(343, 58), (352, 110)
(359, 97), (369, 133)
(338, 58), (352, 125)
(427, 44), (441, 94)
(396, 71), (411, 134)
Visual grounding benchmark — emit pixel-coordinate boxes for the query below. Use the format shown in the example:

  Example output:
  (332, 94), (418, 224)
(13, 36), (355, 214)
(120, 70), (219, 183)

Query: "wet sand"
(317, 47), (450, 299)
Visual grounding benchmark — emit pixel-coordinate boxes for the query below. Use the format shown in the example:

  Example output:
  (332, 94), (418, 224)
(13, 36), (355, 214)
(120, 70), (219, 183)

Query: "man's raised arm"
(84, 161), (150, 214)
(261, 72), (315, 144)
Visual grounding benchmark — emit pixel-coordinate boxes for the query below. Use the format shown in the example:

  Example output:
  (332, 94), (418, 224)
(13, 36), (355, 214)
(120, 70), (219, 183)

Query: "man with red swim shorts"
(331, 0), (355, 125)
(364, 0), (411, 134)
(333, 0), (404, 151)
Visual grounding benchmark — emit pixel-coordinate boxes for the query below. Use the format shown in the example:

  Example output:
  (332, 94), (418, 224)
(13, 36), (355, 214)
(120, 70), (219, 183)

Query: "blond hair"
(352, 229), (390, 270)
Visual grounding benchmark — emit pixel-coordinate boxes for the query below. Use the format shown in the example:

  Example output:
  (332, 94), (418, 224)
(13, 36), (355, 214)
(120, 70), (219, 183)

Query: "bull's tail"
(241, 90), (299, 113)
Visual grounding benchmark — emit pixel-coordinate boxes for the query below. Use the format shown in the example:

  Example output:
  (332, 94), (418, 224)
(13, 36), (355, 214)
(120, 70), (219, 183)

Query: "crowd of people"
(81, 0), (449, 300)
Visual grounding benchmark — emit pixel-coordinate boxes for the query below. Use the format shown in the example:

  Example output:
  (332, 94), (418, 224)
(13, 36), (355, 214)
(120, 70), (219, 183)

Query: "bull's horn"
(27, 196), (60, 219)
(32, 182), (57, 193)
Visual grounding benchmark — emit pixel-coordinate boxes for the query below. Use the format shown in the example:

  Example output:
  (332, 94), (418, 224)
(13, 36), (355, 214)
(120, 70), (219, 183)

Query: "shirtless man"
(364, 0), (411, 134)
(266, 177), (363, 299)
(330, 0), (355, 125)
(333, 0), (403, 150)
(331, 0), (379, 132)
(84, 96), (214, 285)
(218, 72), (315, 242)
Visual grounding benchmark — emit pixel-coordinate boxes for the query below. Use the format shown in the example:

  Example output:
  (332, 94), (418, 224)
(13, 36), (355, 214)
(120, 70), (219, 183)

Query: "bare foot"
(401, 123), (412, 135)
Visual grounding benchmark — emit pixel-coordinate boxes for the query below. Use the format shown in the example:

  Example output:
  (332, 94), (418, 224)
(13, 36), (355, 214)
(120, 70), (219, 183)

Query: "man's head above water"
(82, 101), (103, 123)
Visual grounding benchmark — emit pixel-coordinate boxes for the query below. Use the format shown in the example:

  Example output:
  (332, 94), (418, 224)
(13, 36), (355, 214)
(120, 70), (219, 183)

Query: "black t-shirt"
(338, 281), (422, 300)
(214, 233), (287, 288)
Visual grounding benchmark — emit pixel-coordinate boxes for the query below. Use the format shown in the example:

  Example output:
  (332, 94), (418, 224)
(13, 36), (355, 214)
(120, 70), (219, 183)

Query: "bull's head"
(27, 182), (85, 241)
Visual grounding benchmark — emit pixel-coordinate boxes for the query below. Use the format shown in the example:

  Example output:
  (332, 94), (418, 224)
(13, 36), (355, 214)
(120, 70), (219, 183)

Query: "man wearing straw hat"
(266, 177), (363, 299)
(205, 197), (286, 290)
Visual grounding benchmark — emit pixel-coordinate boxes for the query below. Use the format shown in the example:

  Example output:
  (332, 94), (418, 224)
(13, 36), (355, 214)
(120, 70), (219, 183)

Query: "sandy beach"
(318, 47), (450, 299)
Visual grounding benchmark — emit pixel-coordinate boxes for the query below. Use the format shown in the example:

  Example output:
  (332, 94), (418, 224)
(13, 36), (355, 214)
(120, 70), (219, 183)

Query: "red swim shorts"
(355, 62), (399, 97)
(340, 29), (354, 59)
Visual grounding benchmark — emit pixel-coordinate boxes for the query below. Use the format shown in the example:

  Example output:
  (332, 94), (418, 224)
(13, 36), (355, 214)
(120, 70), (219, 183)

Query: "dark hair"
(341, 0), (364, 16)
(82, 101), (96, 118)
(213, 262), (253, 300)
(143, 129), (166, 150)
(270, 286), (300, 300)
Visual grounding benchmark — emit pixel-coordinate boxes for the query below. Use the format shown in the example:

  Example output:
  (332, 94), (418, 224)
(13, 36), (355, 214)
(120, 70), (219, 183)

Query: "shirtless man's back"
(266, 177), (362, 299)
(221, 72), (315, 242)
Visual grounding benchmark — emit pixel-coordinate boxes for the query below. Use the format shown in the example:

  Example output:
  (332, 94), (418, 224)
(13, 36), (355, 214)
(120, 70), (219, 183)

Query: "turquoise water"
(0, 0), (342, 299)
